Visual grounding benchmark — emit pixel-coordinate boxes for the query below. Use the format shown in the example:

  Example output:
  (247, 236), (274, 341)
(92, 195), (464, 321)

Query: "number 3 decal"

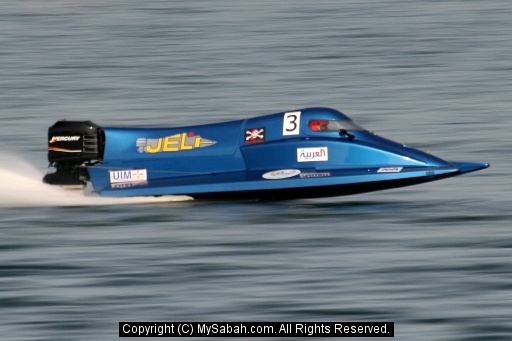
(283, 111), (301, 135)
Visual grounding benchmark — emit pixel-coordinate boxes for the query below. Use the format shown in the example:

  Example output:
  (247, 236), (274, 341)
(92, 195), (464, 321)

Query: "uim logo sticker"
(110, 169), (148, 184)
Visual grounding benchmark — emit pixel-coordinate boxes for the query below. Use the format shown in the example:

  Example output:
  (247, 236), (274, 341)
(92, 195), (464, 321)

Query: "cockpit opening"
(308, 119), (364, 132)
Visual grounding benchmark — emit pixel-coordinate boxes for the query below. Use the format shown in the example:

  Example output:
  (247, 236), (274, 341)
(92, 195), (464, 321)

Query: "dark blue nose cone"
(449, 162), (490, 175)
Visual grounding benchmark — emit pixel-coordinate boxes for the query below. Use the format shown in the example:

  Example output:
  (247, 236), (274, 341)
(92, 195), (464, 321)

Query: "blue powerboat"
(43, 107), (489, 200)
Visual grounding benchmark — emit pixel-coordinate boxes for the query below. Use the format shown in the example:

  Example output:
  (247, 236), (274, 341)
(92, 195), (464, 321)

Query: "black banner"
(119, 322), (394, 337)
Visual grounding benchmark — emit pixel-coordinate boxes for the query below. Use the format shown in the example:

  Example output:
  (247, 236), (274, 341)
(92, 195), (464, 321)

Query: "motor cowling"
(43, 120), (104, 186)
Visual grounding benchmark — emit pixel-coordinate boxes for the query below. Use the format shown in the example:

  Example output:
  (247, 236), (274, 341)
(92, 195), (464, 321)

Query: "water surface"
(0, 1), (511, 340)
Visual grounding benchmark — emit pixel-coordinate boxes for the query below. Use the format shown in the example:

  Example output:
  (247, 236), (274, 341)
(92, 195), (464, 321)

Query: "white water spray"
(0, 153), (192, 208)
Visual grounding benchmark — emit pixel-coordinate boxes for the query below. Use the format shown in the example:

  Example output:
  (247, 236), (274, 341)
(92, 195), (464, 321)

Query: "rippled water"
(1, 1), (511, 340)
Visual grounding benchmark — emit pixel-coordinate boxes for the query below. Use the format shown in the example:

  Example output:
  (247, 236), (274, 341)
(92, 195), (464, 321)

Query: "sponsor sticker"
(297, 147), (328, 162)
(377, 167), (403, 173)
(245, 127), (265, 144)
(262, 169), (301, 180)
(111, 182), (148, 189)
(136, 132), (216, 153)
(110, 169), (147, 184)
(49, 136), (81, 143)
(300, 172), (331, 178)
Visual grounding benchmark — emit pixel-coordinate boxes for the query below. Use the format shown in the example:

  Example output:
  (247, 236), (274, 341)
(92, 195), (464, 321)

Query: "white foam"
(0, 153), (192, 208)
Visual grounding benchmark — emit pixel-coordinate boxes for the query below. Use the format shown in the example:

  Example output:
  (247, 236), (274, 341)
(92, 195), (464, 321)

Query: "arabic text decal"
(297, 147), (329, 162)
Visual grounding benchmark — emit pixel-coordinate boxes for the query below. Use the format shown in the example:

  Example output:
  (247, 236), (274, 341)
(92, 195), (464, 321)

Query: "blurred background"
(0, 1), (510, 340)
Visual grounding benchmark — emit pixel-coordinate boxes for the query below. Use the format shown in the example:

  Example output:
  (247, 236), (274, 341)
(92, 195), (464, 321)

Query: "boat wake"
(0, 153), (192, 208)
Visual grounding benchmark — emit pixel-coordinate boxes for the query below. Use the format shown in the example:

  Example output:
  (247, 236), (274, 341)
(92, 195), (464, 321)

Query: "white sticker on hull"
(297, 147), (328, 162)
(377, 167), (403, 173)
(300, 172), (331, 178)
(111, 181), (148, 189)
(110, 169), (148, 184)
(262, 169), (301, 180)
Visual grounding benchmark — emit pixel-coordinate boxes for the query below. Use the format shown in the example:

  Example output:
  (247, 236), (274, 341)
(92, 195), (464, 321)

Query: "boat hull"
(43, 107), (489, 200)
(92, 162), (488, 200)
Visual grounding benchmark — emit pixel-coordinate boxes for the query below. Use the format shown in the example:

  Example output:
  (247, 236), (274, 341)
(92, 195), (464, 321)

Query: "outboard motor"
(43, 120), (104, 186)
